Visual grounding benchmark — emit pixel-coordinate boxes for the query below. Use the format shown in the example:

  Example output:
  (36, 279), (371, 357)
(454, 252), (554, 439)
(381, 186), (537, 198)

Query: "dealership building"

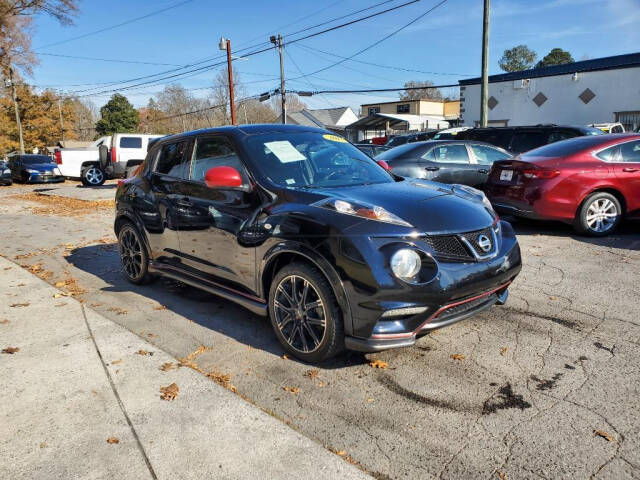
(459, 52), (640, 131)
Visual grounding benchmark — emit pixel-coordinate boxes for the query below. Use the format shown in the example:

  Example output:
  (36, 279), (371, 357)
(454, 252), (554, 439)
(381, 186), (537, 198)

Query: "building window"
(396, 104), (410, 113)
(368, 107), (380, 116)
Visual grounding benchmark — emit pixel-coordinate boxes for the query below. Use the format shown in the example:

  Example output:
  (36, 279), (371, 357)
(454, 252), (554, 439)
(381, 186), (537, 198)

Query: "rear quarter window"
(120, 137), (143, 149)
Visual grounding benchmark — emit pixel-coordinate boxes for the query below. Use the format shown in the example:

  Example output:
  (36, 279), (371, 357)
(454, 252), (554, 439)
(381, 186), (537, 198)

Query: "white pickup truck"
(55, 133), (164, 186)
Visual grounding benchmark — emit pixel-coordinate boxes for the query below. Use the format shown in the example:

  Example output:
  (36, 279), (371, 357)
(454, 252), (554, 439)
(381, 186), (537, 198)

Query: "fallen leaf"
(304, 369), (319, 380)
(111, 359), (123, 365)
(53, 293), (70, 298)
(336, 450), (347, 457)
(369, 359), (388, 369)
(107, 306), (127, 315)
(10, 302), (29, 308)
(106, 437), (120, 444)
(366, 398), (375, 403)
(54, 302), (66, 307)
(40, 442), (47, 448)
(207, 370), (235, 392)
(135, 349), (153, 356)
(496, 472), (508, 480)
(450, 353), (465, 361)
(2, 347), (20, 354)
(550, 296), (558, 301)
(500, 347), (508, 356)
(160, 383), (179, 401)
(160, 362), (177, 371)
(282, 386), (299, 394)
(0, 319), (9, 325)
(282, 354), (289, 360)
(594, 429), (614, 442)
(153, 305), (168, 311)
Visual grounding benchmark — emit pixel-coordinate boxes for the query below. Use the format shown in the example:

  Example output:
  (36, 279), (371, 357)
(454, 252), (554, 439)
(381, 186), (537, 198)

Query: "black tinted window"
(510, 132), (547, 153)
(155, 141), (189, 177)
(20, 155), (54, 165)
(548, 130), (578, 144)
(191, 137), (246, 183)
(120, 137), (143, 148)
(465, 130), (513, 150)
(428, 144), (470, 164)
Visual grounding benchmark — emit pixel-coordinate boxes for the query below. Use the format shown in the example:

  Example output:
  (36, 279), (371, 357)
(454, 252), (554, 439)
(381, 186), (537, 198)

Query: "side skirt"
(148, 261), (268, 317)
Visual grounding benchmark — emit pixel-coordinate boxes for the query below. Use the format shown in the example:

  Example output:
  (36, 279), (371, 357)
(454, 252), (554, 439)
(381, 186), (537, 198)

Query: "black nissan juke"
(115, 125), (521, 362)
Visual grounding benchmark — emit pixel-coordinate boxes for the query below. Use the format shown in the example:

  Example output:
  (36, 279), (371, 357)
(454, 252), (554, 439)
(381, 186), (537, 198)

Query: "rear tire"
(81, 165), (106, 187)
(574, 192), (622, 237)
(117, 222), (154, 285)
(268, 262), (344, 363)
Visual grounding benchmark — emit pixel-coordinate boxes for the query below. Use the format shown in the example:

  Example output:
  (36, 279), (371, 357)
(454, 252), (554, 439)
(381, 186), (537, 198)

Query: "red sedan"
(485, 134), (640, 236)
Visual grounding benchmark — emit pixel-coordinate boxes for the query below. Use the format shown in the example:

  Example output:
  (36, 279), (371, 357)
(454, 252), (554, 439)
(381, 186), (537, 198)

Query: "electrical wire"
(38, 52), (183, 67)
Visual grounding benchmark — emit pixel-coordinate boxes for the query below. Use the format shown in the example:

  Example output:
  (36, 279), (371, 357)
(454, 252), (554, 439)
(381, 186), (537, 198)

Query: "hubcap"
(274, 275), (326, 354)
(86, 167), (104, 185)
(119, 228), (143, 279)
(586, 198), (618, 232)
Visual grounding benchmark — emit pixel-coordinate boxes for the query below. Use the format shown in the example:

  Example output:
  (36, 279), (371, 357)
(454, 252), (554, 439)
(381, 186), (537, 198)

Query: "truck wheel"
(81, 165), (106, 186)
(268, 262), (344, 363)
(98, 145), (110, 169)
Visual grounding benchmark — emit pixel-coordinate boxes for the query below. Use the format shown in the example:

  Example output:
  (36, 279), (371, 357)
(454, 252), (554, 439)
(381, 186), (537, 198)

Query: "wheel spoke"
(277, 284), (295, 308)
(304, 300), (322, 312)
(303, 323), (320, 348)
(301, 280), (309, 306)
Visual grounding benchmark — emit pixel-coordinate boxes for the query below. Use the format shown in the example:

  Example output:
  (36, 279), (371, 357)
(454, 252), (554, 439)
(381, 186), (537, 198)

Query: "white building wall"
(460, 66), (640, 127)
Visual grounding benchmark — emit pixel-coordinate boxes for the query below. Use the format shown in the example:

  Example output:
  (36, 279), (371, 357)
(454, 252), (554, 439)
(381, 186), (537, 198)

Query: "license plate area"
(499, 169), (513, 181)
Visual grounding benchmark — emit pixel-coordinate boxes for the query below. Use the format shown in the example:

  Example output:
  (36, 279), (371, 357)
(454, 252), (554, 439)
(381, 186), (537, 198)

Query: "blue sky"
(28, 0), (640, 113)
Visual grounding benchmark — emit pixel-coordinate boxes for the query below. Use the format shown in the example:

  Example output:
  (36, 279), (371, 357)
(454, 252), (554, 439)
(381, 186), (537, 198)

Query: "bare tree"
(270, 92), (307, 117)
(399, 80), (443, 101)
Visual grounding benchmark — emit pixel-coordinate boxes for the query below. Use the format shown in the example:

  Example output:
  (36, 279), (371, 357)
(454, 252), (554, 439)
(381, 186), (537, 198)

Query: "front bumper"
(25, 173), (65, 183)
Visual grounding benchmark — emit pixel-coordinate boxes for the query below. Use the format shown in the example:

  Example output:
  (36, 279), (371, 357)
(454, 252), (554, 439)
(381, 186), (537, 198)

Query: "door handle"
(425, 166), (440, 171)
(622, 167), (639, 173)
(176, 198), (193, 208)
(477, 169), (489, 174)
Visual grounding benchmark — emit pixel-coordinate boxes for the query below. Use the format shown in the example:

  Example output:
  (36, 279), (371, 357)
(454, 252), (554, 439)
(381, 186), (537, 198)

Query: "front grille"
(462, 227), (494, 256)
(423, 235), (470, 259)
(435, 293), (498, 321)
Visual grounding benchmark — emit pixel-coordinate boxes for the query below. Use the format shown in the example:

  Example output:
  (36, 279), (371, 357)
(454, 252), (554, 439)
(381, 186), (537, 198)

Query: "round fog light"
(390, 249), (421, 280)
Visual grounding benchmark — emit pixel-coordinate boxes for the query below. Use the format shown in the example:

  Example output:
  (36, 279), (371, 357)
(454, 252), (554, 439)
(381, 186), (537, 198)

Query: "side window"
(470, 145), (511, 165)
(155, 141), (189, 178)
(397, 104), (410, 113)
(120, 137), (143, 149)
(510, 132), (546, 153)
(427, 144), (470, 164)
(595, 145), (621, 163)
(548, 130), (578, 144)
(191, 136), (246, 183)
(620, 140), (640, 163)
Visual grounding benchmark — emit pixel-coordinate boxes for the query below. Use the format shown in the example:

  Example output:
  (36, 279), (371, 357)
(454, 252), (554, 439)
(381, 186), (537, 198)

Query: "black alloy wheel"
(269, 262), (344, 362)
(118, 223), (153, 284)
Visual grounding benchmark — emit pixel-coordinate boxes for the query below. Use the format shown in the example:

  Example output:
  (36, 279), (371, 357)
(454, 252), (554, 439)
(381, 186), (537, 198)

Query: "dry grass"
(11, 192), (114, 216)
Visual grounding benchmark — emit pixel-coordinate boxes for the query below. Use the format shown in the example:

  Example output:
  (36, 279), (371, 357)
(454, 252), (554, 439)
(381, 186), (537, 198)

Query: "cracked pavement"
(1, 182), (639, 479)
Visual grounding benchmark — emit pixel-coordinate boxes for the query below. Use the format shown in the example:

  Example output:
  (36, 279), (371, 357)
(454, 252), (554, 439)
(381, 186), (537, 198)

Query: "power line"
(284, 49), (336, 108)
(292, 82), (459, 95)
(35, 0), (195, 50)
(38, 52), (183, 67)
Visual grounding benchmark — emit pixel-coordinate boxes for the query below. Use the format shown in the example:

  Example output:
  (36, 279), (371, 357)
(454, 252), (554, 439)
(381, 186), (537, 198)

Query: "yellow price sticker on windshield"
(323, 134), (347, 143)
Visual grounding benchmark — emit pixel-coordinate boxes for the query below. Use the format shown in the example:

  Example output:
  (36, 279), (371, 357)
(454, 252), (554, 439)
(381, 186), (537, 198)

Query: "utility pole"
(480, 0), (490, 127)
(58, 98), (66, 143)
(219, 37), (237, 125)
(271, 35), (286, 124)
(7, 65), (25, 154)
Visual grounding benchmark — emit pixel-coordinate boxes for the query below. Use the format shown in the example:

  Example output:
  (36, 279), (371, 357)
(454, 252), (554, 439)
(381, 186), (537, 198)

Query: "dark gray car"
(376, 140), (512, 188)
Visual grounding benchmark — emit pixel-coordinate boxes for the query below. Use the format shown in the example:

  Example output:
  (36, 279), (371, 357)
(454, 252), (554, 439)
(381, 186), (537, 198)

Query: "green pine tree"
(95, 93), (139, 135)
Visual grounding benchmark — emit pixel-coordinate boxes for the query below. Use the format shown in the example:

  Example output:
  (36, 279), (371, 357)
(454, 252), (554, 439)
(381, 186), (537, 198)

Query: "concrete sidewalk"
(0, 255), (369, 479)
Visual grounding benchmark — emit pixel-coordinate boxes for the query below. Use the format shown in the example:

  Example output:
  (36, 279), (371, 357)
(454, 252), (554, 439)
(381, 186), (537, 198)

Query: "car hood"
(302, 179), (496, 234)
(24, 163), (58, 171)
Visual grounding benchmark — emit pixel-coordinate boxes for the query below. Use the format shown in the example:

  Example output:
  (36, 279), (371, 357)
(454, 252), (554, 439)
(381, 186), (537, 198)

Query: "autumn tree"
(399, 80), (442, 101)
(536, 48), (574, 68)
(499, 45), (537, 72)
(95, 94), (139, 135)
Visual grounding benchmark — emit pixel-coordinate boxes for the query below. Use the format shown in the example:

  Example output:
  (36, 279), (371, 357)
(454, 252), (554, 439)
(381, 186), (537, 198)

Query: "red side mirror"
(204, 166), (243, 188)
(377, 160), (391, 172)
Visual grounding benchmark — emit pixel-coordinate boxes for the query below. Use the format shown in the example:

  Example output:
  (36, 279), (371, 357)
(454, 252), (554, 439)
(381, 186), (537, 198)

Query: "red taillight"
(111, 146), (117, 163)
(522, 168), (560, 180)
(54, 150), (62, 164)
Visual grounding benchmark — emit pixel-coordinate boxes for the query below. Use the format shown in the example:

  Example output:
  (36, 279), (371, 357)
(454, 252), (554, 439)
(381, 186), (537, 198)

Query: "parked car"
(485, 134), (640, 236)
(56, 133), (163, 186)
(354, 143), (391, 157)
(590, 123), (625, 133)
(0, 160), (12, 185)
(432, 127), (471, 140)
(7, 154), (64, 183)
(115, 124), (521, 362)
(457, 125), (603, 154)
(386, 131), (437, 147)
(375, 140), (512, 187)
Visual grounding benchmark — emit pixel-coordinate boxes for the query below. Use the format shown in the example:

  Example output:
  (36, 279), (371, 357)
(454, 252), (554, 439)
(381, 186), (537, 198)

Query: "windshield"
(580, 126), (605, 136)
(245, 132), (394, 188)
(386, 136), (408, 147)
(21, 155), (54, 165)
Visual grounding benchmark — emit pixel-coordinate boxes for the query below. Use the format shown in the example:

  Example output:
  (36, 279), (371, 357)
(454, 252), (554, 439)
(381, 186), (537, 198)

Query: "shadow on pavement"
(505, 215), (640, 251)
(65, 244), (369, 368)
(75, 184), (117, 190)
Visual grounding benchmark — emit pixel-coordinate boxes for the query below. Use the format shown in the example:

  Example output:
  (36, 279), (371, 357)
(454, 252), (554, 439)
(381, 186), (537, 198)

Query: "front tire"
(81, 165), (106, 186)
(574, 192), (622, 236)
(268, 262), (344, 363)
(117, 223), (154, 284)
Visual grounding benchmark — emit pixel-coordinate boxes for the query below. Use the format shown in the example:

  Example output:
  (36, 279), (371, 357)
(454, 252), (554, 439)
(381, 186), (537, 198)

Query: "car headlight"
(25, 169), (38, 174)
(453, 184), (496, 217)
(313, 198), (412, 227)
(390, 249), (421, 280)
(2, 169), (9, 174)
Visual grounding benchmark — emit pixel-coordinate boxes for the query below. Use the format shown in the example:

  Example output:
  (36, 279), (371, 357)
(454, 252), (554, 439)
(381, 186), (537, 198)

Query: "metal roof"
(460, 52), (640, 86)
(346, 113), (448, 130)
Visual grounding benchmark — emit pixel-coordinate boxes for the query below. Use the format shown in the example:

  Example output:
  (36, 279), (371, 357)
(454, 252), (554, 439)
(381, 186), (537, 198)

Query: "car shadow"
(65, 244), (370, 368)
(506, 215), (640, 251)
(75, 184), (117, 190)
